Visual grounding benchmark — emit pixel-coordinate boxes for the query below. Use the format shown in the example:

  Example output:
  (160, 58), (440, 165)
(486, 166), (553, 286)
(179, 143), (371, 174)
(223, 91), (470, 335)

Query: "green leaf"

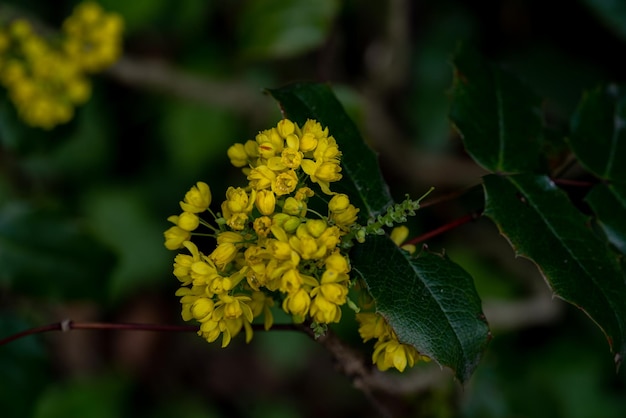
(449, 45), (544, 173)
(352, 235), (490, 383)
(268, 82), (394, 219)
(580, 0), (626, 42)
(0, 203), (115, 300)
(238, 0), (339, 59)
(570, 85), (626, 182)
(586, 183), (626, 254)
(483, 174), (626, 364)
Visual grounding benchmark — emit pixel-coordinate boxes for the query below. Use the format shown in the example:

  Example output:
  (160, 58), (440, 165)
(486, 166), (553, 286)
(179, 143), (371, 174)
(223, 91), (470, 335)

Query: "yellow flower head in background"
(0, 1), (124, 129)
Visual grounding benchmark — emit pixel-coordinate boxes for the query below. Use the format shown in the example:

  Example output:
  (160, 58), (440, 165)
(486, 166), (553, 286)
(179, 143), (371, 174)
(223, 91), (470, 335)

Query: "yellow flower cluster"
(0, 2), (123, 129)
(165, 119), (361, 348)
(352, 226), (428, 372)
(356, 312), (429, 372)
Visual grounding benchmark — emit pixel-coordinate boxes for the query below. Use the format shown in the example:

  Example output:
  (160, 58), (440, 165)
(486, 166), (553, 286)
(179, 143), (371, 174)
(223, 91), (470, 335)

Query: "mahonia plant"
(0, 1), (123, 129)
(164, 118), (429, 372)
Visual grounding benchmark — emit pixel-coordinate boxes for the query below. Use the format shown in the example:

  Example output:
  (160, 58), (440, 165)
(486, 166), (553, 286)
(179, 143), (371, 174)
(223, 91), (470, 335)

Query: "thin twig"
(0, 320), (298, 346)
(552, 178), (596, 188)
(405, 212), (481, 246)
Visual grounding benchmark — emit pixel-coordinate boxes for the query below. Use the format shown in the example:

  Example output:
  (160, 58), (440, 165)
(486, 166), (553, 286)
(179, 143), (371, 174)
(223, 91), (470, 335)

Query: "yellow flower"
(281, 148), (303, 169)
(299, 119), (328, 152)
(276, 118), (295, 138)
(248, 165), (276, 190)
(299, 132), (318, 153)
(310, 294), (342, 323)
(272, 169), (299, 196)
(282, 288), (311, 318)
(269, 240), (294, 260)
(372, 339), (419, 372)
(223, 186), (254, 214)
(256, 129), (283, 159)
(176, 286), (206, 321)
(279, 268), (304, 294)
(191, 298), (215, 322)
(294, 186), (314, 201)
(329, 194), (359, 228)
(221, 187), (255, 230)
(304, 219), (327, 238)
(255, 190), (276, 215)
(325, 252), (350, 273)
(190, 260), (219, 287)
(217, 231), (245, 244)
(356, 313), (392, 342)
(318, 282), (348, 305)
(289, 234), (326, 260)
(210, 242), (239, 270)
(227, 143), (248, 167)
(214, 294), (254, 323)
(164, 225), (191, 250)
(391, 226), (416, 254)
(316, 226), (341, 251)
(253, 216), (272, 237)
(301, 159), (342, 195)
(227, 213), (248, 231)
(250, 291), (274, 330)
(282, 197), (306, 216)
(328, 193), (350, 212)
(177, 211), (200, 231)
(313, 136), (341, 162)
(173, 253), (194, 285)
(180, 181), (212, 213)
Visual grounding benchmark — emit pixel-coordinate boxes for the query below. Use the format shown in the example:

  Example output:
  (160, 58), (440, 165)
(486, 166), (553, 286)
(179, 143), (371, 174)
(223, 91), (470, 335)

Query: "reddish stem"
(0, 320), (297, 346)
(404, 212), (480, 246)
(552, 178), (595, 188)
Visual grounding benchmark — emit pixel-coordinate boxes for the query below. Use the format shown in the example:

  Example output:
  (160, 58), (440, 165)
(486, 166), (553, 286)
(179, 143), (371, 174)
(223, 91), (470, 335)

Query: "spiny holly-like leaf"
(450, 45), (544, 173)
(586, 183), (626, 255)
(483, 174), (626, 366)
(352, 235), (490, 383)
(268, 82), (393, 220)
(570, 84), (626, 182)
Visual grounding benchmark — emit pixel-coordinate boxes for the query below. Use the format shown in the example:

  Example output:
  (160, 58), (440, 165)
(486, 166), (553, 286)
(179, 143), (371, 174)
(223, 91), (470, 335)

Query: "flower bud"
(210, 242), (238, 269)
(227, 143), (248, 167)
(255, 190), (276, 215)
(283, 197), (305, 216)
(328, 194), (350, 213)
(180, 181), (212, 213)
(306, 219), (327, 238)
(177, 211), (199, 231)
(164, 226), (191, 250)
(276, 119), (295, 138)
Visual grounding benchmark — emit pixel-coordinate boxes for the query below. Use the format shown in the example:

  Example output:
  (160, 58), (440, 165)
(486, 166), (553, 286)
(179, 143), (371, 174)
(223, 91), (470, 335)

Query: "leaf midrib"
(510, 176), (622, 333)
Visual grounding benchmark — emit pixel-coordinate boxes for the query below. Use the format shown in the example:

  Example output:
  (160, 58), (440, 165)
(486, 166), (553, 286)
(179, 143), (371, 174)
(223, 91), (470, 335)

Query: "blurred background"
(1, 0), (625, 417)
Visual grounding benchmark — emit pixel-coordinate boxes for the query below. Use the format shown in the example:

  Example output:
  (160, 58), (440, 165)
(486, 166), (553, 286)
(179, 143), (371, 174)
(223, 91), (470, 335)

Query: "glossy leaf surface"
(570, 85), (626, 182)
(450, 46), (544, 173)
(352, 235), (490, 383)
(586, 183), (626, 255)
(483, 174), (626, 365)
